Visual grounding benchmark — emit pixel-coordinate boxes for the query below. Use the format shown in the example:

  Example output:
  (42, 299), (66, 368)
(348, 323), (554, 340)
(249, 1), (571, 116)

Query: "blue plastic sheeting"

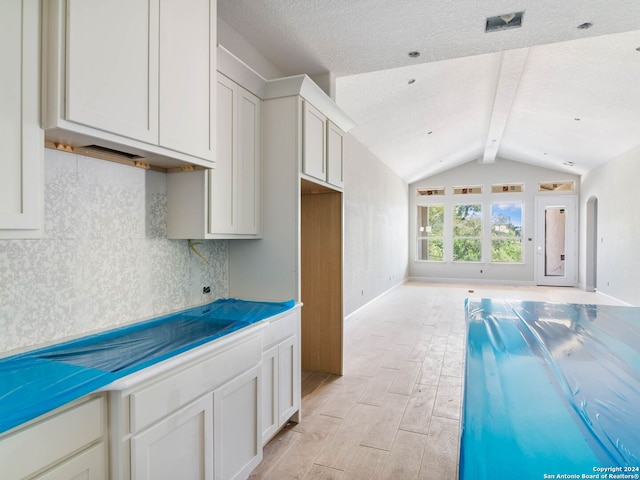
(0, 298), (294, 435)
(461, 299), (640, 480)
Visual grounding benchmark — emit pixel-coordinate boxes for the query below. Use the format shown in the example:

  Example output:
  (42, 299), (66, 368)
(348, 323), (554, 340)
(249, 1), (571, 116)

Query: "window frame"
(490, 202), (524, 264)
(452, 203), (483, 263)
(416, 204), (445, 262)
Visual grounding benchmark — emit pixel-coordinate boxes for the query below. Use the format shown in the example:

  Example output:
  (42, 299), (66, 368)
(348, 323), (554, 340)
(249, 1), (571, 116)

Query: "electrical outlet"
(203, 286), (211, 294)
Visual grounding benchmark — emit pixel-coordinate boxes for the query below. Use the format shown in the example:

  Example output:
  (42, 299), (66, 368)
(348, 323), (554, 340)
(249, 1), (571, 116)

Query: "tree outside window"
(491, 203), (523, 262)
(453, 204), (482, 261)
(417, 205), (444, 261)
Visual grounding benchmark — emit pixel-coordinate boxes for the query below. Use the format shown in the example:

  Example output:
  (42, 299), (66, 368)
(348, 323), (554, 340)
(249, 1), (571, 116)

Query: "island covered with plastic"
(0, 298), (295, 434)
(460, 299), (640, 480)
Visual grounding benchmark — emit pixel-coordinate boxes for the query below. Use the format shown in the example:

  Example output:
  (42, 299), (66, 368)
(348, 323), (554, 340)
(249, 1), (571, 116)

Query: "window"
(416, 187), (445, 196)
(453, 185), (483, 195)
(491, 183), (524, 193)
(538, 181), (574, 192)
(453, 204), (482, 261)
(491, 203), (523, 263)
(417, 205), (444, 261)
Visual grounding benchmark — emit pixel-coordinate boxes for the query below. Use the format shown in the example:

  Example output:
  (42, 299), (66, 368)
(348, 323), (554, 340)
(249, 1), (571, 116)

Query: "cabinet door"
(159, 0), (215, 161)
(261, 345), (279, 444)
(210, 74), (262, 236)
(65, 0), (158, 143)
(327, 122), (345, 188)
(0, 0), (43, 236)
(131, 394), (214, 480)
(35, 443), (107, 480)
(302, 102), (327, 182)
(236, 88), (262, 235)
(213, 365), (262, 480)
(278, 335), (301, 425)
(210, 74), (236, 234)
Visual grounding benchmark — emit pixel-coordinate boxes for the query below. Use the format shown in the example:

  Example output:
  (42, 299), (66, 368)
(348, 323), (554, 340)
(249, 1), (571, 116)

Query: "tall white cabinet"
(0, 0), (43, 238)
(228, 75), (354, 375)
(42, 0), (217, 169)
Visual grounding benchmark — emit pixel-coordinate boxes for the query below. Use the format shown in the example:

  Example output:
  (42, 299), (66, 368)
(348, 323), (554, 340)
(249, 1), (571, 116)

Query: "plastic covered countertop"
(461, 299), (640, 480)
(0, 298), (295, 435)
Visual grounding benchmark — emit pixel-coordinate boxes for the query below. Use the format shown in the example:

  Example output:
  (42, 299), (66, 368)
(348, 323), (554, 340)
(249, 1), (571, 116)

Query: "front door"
(535, 196), (578, 286)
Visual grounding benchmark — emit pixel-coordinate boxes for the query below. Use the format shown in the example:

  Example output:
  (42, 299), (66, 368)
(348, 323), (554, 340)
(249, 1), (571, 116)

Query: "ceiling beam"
(481, 48), (530, 164)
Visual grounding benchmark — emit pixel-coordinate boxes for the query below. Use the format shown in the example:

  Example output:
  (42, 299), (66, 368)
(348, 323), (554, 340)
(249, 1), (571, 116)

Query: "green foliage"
(453, 205), (482, 261)
(492, 239), (522, 262)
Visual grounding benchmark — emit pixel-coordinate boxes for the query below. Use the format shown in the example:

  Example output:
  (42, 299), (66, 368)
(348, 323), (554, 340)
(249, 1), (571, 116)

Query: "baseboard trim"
(344, 279), (406, 323)
(407, 276), (537, 287)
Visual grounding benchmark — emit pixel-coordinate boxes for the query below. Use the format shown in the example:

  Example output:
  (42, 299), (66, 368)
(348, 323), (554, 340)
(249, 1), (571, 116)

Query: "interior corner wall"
(409, 158), (579, 284)
(343, 135), (409, 317)
(580, 144), (640, 306)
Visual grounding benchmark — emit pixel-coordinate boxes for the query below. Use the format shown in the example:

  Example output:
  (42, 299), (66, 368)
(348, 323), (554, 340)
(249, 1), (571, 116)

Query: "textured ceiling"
(218, 1), (640, 182)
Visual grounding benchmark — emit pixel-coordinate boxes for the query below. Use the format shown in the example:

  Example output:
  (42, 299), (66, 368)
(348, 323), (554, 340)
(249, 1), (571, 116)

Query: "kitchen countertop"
(0, 298), (295, 435)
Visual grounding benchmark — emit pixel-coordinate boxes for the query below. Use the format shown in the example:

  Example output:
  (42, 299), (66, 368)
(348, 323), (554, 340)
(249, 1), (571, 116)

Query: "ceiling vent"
(485, 11), (524, 32)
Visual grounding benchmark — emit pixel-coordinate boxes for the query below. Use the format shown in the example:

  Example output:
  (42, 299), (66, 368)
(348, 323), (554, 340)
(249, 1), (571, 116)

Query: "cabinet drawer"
(262, 310), (298, 349)
(130, 334), (261, 432)
(0, 395), (105, 479)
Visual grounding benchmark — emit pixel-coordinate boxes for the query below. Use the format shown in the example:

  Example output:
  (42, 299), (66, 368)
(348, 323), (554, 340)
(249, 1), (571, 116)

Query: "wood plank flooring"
(249, 282), (622, 480)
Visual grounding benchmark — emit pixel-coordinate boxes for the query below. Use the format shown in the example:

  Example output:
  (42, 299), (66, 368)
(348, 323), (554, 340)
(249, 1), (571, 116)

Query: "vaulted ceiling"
(218, 1), (640, 183)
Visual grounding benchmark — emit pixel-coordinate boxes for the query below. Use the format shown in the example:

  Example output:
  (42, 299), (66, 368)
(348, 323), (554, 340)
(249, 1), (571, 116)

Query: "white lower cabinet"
(0, 394), (108, 480)
(109, 330), (264, 480)
(131, 394), (214, 480)
(261, 310), (301, 444)
(213, 365), (262, 480)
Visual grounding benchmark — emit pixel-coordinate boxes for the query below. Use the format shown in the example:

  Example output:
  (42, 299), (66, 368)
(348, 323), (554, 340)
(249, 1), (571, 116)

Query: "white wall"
(409, 158), (579, 283)
(0, 149), (229, 354)
(580, 144), (640, 306)
(343, 136), (409, 316)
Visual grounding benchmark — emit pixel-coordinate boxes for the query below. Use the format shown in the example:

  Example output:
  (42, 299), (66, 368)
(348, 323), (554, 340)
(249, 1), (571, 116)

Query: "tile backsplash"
(0, 148), (228, 354)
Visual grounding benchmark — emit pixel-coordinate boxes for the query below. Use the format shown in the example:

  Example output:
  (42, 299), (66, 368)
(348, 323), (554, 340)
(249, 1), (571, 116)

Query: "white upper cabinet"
(42, 0), (216, 169)
(302, 102), (327, 182)
(158, 0), (215, 160)
(327, 121), (345, 188)
(63, 0), (158, 143)
(167, 65), (263, 239)
(265, 76), (352, 190)
(0, 0), (44, 238)
(211, 73), (261, 236)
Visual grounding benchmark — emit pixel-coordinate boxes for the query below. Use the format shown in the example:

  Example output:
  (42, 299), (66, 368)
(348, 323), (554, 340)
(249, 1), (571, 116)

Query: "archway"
(585, 196), (598, 292)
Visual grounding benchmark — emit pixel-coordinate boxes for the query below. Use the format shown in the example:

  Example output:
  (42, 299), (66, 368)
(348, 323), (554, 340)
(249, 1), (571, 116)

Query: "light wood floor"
(249, 282), (622, 480)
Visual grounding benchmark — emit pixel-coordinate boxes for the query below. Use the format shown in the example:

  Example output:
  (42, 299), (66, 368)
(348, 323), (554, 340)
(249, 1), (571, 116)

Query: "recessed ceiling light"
(544, 152), (548, 155)
(577, 22), (593, 29)
(408, 78), (416, 84)
(427, 131), (433, 135)
(485, 11), (524, 32)
(408, 51), (420, 58)
(564, 161), (575, 166)
(574, 117), (581, 121)
(636, 46), (640, 52)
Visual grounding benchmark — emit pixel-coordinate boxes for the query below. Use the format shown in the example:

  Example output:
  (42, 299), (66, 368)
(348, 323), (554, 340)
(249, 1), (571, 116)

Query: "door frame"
(534, 196), (578, 286)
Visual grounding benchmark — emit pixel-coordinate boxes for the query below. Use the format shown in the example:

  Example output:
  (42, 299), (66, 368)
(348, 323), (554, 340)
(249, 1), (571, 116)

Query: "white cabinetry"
(0, 394), (108, 479)
(0, 0), (43, 238)
(327, 121), (345, 188)
(42, 0), (216, 169)
(302, 103), (345, 189)
(131, 394), (213, 480)
(213, 365), (262, 480)
(261, 310), (301, 444)
(167, 73), (262, 239)
(109, 330), (264, 480)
